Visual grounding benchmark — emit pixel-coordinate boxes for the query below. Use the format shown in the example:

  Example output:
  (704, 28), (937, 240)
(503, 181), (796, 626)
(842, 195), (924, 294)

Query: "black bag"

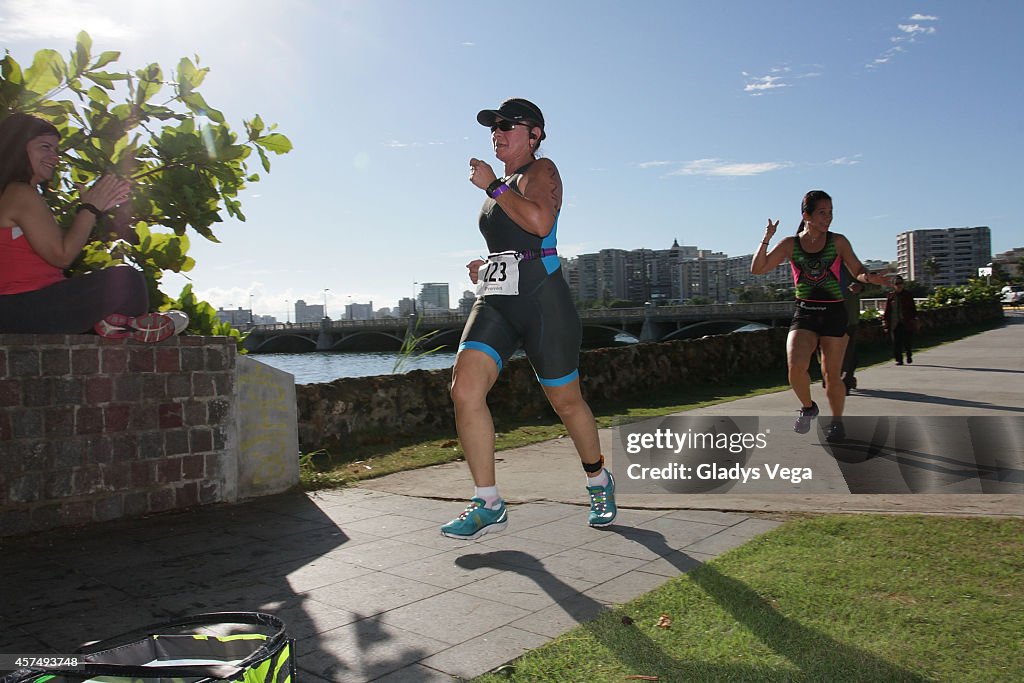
(1, 612), (294, 683)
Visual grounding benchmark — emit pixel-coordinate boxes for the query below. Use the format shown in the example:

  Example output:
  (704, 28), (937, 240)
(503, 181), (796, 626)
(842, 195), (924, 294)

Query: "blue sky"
(2, 0), (1021, 319)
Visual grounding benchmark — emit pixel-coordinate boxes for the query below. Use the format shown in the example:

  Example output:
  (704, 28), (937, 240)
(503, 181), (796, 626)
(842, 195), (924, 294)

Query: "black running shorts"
(789, 300), (848, 338)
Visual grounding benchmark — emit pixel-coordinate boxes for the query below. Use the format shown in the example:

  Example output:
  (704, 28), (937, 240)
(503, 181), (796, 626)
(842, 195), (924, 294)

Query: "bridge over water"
(242, 301), (795, 353)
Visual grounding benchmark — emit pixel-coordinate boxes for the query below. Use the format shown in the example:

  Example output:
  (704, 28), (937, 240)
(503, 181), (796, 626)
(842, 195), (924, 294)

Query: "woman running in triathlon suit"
(441, 98), (616, 540)
(750, 190), (892, 442)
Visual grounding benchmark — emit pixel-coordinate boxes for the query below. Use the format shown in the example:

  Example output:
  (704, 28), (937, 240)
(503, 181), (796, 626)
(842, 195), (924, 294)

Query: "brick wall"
(0, 334), (250, 536)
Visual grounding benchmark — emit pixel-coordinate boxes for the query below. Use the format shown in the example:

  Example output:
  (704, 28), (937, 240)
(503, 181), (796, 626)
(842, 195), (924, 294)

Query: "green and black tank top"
(790, 232), (844, 302)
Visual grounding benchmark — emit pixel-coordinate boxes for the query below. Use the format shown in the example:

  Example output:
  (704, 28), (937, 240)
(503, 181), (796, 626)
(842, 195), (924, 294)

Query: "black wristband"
(485, 179), (504, 196)
(76, 203), (103, 218)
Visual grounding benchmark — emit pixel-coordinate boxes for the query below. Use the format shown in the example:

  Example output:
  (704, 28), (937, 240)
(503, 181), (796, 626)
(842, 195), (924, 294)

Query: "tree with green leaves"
(0, 31), (292, 336)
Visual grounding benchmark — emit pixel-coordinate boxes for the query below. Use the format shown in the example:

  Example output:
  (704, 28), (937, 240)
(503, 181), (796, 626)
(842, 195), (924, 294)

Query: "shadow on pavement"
(457, 526), (929, 682)
(855, 388), (1024, 413)
(0, 493), (356, 681)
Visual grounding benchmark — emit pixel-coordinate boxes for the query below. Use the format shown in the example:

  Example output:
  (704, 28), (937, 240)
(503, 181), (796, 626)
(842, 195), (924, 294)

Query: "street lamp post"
(249, 293), (254, 326)
(323, 288), (330, 320)
(285, 300), (290, 324)
(412, 282), (418, 315)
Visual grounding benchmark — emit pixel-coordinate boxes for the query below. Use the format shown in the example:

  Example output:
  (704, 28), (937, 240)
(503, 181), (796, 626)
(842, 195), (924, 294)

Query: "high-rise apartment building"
(896, 226), (991, 286)
(294, 300), (325, 323)
(417, 282), (450, 314)
(345, 302), (374, 320)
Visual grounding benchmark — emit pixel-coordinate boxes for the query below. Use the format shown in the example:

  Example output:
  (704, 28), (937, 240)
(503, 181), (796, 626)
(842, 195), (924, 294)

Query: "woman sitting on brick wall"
(0, 113), (181, 342)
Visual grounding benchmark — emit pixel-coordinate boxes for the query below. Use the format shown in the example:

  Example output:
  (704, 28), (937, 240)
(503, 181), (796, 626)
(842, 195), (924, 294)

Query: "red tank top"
(0, 226), (64, 294)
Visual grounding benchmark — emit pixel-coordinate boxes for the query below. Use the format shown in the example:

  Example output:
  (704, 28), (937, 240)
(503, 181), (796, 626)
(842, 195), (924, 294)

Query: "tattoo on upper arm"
(549, 165), (562, 212)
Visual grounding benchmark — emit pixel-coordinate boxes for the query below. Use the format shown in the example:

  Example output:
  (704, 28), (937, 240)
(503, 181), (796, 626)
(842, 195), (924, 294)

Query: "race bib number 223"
(476, 251), (521, 296)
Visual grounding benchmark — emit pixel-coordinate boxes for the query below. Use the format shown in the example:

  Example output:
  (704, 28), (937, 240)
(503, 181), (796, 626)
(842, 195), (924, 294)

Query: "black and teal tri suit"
(458, 162), (581, 386)
(789, 232), (848, 338)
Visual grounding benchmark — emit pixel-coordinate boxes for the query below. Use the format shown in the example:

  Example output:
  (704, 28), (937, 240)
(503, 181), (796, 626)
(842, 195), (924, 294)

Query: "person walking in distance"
(883, 275), (918, 365)
(441, 98), (616, 540)
(751, 190), (892, 442)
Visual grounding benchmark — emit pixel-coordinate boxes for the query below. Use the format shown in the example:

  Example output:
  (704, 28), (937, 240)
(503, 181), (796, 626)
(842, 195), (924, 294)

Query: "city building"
(993, 247), (1024, 278)
(458, 290), (476, 314)
(345, 302), (374, 321)
(564, 240), (791, 305)
(896, 226), (992, 287)
(294, 299), (325, 323)
(417, 282), (450, 315)
(396, 298), (416, 317)
(215, 307), (253, 327)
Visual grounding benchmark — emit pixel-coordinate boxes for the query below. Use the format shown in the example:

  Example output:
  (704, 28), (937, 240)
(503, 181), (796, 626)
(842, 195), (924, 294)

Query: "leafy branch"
(1, 31), (293, 336)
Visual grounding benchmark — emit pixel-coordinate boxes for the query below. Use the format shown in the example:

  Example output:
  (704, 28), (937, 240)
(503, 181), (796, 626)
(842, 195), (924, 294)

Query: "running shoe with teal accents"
(441, 498), (508, 540)
(586, 470), (617, 527)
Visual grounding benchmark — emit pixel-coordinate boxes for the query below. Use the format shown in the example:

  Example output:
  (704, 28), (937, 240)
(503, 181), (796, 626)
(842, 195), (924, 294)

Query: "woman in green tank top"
(750, 190), (893, 442)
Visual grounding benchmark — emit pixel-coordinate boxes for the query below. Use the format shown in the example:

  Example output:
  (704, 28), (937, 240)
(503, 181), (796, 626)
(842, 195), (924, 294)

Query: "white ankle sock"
(474, 486), (501, 509)
(587, 469), (609, 487)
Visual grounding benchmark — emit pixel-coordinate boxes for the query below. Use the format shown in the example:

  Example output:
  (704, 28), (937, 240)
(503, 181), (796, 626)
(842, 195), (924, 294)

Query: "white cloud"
(867, 14), (939, 69)
(384, 140), (445, 148)
(636, 160), (675, 169)
(667, 159), (792, 177)
(744, 75), (788, 93)
(828, 155), (863, 166)
(0, 0), (134, 41)
(898, 23), (937, 36)
(742, 64), (820, 95)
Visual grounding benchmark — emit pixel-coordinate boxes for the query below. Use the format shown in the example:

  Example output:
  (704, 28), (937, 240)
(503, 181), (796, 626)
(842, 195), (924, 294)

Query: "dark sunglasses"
(490, 120), (531, 133)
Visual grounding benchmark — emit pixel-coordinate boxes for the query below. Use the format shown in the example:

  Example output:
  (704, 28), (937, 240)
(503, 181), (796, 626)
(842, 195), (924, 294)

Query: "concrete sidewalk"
(1, 313), (1021, 682)
(364, 311), (1024, 518)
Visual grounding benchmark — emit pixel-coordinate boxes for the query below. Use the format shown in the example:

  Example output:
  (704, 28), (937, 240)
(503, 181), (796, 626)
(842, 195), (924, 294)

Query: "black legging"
(0, 265), (148, 334)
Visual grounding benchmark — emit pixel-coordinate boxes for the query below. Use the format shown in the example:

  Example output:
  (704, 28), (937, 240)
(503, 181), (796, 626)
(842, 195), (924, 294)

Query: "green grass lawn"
(471, 515), (1024, 683)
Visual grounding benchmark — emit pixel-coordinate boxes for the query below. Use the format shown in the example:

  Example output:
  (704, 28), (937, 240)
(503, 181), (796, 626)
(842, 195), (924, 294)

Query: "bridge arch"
(246, 333), (318, 353)
(660, 319), (770, 341)
(328, 331), (405, 352)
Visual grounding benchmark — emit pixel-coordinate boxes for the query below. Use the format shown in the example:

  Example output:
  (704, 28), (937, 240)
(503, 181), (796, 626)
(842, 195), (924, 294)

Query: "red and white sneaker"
(128, 312), (177, 343)
(94, 312), (178, 343)
(94, 313), (133, 339)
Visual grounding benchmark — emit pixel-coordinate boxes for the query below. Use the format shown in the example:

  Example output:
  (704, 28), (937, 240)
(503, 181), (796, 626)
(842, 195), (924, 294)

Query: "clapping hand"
(80, 175), (132, 213)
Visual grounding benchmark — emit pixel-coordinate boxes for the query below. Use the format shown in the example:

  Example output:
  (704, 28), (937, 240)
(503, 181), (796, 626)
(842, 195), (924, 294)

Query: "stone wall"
(0, 335), (298, 537)
(296, 303), (1004, 455)
(296, 328), (798, 454)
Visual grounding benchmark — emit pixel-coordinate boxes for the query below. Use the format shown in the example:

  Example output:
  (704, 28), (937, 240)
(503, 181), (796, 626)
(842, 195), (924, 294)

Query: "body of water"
(251, 350), (460, 385)
(248, 328), (769, 385)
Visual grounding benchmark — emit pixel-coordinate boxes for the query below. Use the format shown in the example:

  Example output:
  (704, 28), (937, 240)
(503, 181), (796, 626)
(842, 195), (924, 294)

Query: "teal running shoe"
(586, 470), (618, 527)
(441, 498), (508, 540)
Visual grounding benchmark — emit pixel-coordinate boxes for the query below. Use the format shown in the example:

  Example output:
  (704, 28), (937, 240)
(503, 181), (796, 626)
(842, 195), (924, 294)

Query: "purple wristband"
(488, 183), (510, 199)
